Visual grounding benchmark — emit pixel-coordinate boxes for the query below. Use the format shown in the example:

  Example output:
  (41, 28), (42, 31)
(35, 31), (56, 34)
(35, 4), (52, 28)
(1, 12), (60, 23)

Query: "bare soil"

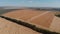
(0, 9), (58, 34)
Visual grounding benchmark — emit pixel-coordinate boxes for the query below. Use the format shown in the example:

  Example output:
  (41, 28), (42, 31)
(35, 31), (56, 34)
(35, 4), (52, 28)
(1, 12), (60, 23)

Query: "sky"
(0, 0), (60, 7)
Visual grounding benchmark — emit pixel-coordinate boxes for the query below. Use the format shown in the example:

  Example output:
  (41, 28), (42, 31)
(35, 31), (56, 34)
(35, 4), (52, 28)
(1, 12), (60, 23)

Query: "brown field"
(2, 9), (55, 27)
(0, 9), (60, 34)
(0, 18), (40, 34)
